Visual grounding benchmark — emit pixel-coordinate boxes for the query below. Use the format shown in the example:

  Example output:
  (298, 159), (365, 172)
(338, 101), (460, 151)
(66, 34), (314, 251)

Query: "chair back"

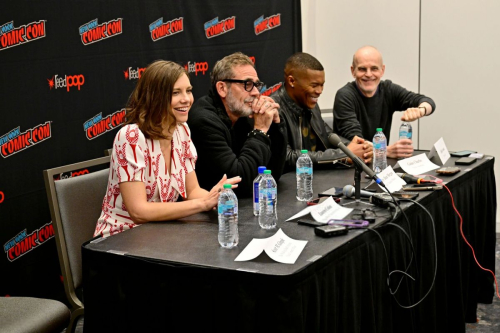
(43, 155), (110, 332)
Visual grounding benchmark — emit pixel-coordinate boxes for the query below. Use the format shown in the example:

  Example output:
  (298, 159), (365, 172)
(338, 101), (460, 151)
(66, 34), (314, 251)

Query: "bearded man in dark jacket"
(188, 52), (287, 196)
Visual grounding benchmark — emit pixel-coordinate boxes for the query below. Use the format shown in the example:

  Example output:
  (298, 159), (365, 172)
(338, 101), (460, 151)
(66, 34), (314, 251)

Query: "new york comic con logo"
(260, 83), (282, 96)
(79, 18), (123, 45)
(124, 66), (146, 80)
(0, 20), (46, 51)
(47, 74), (85, 91)
(149, 17), (184, 41)
(84, 109), (126, 140)
(4, 224), (55, 262)
(0, 122), (51, 158)
(254, 14), (281, 35)
(204, 16), (236, 39)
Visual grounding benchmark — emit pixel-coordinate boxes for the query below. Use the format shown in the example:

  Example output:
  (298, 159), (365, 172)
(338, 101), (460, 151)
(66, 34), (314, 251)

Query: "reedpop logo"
(123, 66), (146, 80)
(47, 74), (85, 91)
(184, 61), (208, 76)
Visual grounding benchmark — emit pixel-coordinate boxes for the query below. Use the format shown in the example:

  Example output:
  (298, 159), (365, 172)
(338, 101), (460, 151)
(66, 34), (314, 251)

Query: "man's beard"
(226, 87), (254, 118)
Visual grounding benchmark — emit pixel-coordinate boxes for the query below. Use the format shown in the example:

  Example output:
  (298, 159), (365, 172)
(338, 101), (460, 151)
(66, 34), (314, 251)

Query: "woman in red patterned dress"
(95, 60), (240, 237)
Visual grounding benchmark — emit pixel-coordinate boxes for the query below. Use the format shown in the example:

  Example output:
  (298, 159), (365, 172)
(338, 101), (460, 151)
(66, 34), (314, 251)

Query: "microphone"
(329, 133), (384, 185)
(342, 185), (374, 198)
(396, 173), (435, 184)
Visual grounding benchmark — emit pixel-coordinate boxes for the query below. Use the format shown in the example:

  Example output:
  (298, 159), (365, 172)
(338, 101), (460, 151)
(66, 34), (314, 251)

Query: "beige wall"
(301, 0), (500, 230)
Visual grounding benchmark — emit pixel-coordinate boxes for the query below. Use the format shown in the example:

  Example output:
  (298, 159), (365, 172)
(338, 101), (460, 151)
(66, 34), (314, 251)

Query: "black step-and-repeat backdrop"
(0, 1), (301, 301)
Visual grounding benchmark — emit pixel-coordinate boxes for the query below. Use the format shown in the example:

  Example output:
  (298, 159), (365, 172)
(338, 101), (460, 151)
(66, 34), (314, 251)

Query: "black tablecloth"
(82, 155), (496, 332)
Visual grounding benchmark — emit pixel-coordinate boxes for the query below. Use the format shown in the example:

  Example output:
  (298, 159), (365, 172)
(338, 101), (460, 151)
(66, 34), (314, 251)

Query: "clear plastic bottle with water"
(258, 170), (277, 229)
(296, 149), (313, 201)
(218, 184), (238, 248)
(399, 122), (412, 140)
(372, 128), (387, 174)
(253, 166), (266, 216)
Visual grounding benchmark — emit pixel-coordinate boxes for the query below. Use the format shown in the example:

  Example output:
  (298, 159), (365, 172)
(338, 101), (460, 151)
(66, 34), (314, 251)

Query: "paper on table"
(285, 196), (352, 222)
(234, 228), (308, 264)
(310, 196), (352, 222)
(428, 137), (450, 165)
(397, 153), (440, 175)
(376, 166), (406, 193)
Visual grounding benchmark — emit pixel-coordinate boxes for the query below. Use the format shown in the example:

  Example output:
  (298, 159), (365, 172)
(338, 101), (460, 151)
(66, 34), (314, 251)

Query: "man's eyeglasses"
(222, 79), (265, 92)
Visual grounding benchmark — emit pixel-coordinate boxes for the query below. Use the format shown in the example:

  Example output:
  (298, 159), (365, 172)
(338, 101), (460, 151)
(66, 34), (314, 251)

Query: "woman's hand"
(203, 174), (242, 210)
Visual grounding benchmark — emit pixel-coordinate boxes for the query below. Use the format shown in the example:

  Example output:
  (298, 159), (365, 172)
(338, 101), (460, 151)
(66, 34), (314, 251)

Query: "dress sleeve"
(112, 125), (147, 183)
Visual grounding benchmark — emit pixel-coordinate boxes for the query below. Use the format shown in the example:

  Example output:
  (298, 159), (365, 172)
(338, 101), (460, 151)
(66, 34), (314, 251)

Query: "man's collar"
(354, 81), (380, 98)
(280, 85), (309, 117)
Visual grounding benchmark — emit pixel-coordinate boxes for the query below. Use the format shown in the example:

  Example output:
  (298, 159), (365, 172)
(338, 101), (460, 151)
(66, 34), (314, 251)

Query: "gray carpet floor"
(67, 234), (500, 333)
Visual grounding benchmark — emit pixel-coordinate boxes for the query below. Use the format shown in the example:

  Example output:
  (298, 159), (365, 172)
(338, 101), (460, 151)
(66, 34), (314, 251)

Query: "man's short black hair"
(284, 52), (324, 77)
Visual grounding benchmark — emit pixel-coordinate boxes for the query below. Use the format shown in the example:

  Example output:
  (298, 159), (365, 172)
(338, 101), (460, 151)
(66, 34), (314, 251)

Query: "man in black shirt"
(271, 52), (372, 173)
(188, 52), (287, 196)
(333, 46), (436, 158)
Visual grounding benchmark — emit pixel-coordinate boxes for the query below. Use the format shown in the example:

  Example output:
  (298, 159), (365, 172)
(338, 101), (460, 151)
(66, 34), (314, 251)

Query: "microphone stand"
(343, 158), (373, 208)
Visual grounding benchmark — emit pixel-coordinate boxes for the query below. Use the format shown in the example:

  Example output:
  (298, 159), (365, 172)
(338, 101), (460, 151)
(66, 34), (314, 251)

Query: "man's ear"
(286, 75), (295, 88)
(350, 66), (355, 78)
(216, 81), (228, 98)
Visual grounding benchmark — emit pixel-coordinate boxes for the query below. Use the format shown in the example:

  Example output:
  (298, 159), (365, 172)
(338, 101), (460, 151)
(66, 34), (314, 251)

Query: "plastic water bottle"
(253, 166), (266, 216)
(399, 122), (412, 140)
(218, 184), (238, 248)
(296, 149), (313, 201)
(258, 170), (277, 229)
(372, 128), (387, 174)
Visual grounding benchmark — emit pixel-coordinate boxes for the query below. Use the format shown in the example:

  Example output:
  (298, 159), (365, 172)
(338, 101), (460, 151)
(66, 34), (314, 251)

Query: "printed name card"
(397, 153), (440, 175)
(285, 196), (352, 222)
(428, 137), (450, 165)
(234, 228), (308, 264)
(377, 166), (406, 192)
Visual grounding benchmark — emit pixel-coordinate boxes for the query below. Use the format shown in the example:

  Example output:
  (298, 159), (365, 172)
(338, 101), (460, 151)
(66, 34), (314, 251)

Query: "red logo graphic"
(0, 191), (4, 204)
(254, 14), (281, 35)
(184, 61), (208, 76)
(149, 17), (184, 41)
(1, 122), (52, 158)
(54, 169), (90, 181)
(0, 20), (46, 51)
(4, 223), (55, 262)
(124, 67), (146, 80)
(204, 16), (236, 39)
(79, 18), (123, 45)
(84, 109), (126, 140)
(261, 83), (282, 97)
(47, 74), (85, 91)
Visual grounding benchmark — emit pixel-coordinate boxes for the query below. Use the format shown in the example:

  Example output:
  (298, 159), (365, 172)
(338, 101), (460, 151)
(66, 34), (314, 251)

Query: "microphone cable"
(442, 184), (500, 300)
(367, 182), (438, 308)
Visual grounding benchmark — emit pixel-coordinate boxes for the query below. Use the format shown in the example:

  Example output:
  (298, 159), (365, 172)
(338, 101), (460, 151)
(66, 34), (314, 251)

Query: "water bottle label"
(374, 142), (386, 149)
(253, 183), (259, 204)
(400, 131), (408, 137)
(267, 188), (277, 200)
(297, 166), (312, 175)
(218, 201), (235, 214)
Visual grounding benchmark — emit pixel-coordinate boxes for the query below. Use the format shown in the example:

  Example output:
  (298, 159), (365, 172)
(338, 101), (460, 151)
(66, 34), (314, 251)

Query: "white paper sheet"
(397, 153), (440, 175)
(285, 196), (352, 222)
(234, 228), (308, 264)
(428, 137), (450, 165)
(376, 166), (406, 193)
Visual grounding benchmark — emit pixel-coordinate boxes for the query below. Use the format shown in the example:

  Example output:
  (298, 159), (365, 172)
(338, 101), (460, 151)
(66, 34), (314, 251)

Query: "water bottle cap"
(376, 128), (383, 132)
(258, 166), (266, 173)
(264, 170), (272, 174)
(223, 184), (232, 189)
(301, 149), (308, 154)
